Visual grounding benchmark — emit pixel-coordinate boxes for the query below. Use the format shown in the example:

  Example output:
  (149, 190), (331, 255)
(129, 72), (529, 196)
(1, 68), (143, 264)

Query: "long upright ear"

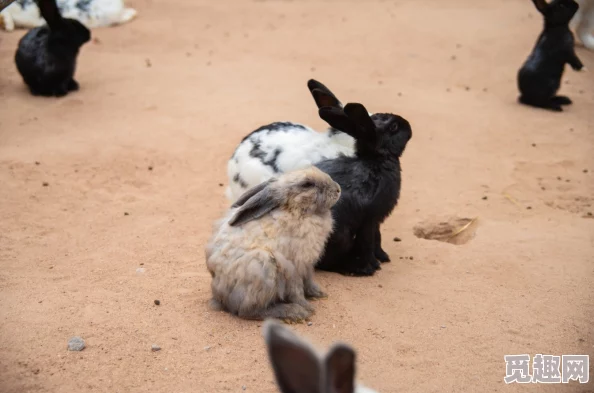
(36, 0), (63, 28)
(228, 181), (281, 226)
(264, 320), (322, 393)
(308, 79), (342, 109)
(318, 107), (360, 139)
(532, 0), (548, 13)
(343, 103), (377, 149)
(325, 344), (356, 393)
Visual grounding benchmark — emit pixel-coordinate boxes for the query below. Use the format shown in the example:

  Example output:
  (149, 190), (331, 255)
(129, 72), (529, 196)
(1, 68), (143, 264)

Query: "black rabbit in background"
(518, 0), (585, 111)
(14, 0), (90, 97)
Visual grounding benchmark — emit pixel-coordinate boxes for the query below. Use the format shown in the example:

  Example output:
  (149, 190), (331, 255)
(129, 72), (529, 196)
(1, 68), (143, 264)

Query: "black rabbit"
(518, 0), (585, 111)
(314, 103), (412, 276)
(14, 0), (90, 97)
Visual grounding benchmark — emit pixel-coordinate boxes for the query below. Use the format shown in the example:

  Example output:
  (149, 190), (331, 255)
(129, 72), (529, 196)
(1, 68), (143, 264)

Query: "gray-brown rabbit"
(206, 167), (341, 322)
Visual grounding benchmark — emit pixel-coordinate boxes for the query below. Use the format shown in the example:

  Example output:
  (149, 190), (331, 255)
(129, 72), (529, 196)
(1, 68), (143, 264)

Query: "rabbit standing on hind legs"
(206, 167), (341, 322)
(14, 0), (90, 97)
(517, 0), (585, 112)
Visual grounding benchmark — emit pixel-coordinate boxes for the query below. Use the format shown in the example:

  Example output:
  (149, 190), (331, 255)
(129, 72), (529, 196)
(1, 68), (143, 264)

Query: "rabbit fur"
(14, 0), (91, 97)
(313, 103), (412, 276)
(226, 79), (356, 203)
(1, 0), (136, 31)
(571, 0), (594, 49)
(206, 167), (341, 322)
(518, 0), (585, 111)
(263, 319), (379, 393)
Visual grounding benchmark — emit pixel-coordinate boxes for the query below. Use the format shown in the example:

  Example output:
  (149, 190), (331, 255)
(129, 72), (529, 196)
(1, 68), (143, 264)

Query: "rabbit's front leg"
(341, 219), (380, 276)
(568, 51), (584, 71)
(303, 266), (327, 299)
(374, 223), (390, 262)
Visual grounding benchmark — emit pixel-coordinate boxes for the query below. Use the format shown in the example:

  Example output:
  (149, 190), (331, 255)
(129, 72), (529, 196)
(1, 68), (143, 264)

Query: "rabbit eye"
(302, 181), (315, 188)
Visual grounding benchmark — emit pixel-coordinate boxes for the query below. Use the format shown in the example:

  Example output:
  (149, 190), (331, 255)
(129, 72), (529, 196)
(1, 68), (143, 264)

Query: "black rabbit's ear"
(344, 103), (376, 134)
(318, 107), (359, 139)
(229, 180), (281, 226)
(264, 320), (322, 393)
(36, 0), (63, 28)
(532, 0), (548, 13)
(308, 79), (342, 109)
(325, 344), (356, 393)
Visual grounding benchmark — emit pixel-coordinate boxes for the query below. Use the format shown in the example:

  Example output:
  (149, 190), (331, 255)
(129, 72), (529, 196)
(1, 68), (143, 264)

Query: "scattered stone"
(151, 344), (161, 352)
(154, 300), (160, 306)
(409, 256), (414, 260)
(526, 206), (532, 210)
(464, 86), (470, 91)
(588, 212), (592, 217)
(392, 236), (401, 242)
(440, 325), (446, 329)
(145, 59), (152, 68)
(397, 92), (402, 97)
(482, 196), (488, 200)
(378, 284), (383, 288)
(482, 88), (488, 92)
(242, 386), (247, 391)
(557, 176), (562, 181)
(42, 182), (49, 187)
(307, 322), (313, 326)
(218, 183), (224, 187)
(136, 268), (146, 274)
(583, 169), (588, 173)
(204, 346), (211, 351)
(531, 143), (536, 147)
(35, 161), (40, 165)
(446, 88), (451, 92)
(93, 37), (101, 44)
(541, 186), (546, 191)
(148, 166), (153, 171)
(68, 336), (85, 351)
(450, 55), (456, 60)
(124, 212), (129, 216)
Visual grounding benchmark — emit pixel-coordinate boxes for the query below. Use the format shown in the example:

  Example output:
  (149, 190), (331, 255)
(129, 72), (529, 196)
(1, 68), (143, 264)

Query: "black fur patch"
(249, 142), (282, 173)
(232, 173), (248, 189)
(75, 0), (92, 12)
(240, 122), (307, 143)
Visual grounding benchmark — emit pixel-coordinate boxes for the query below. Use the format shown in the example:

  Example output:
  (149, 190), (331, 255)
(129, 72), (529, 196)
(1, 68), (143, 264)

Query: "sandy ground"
(1, 0), (593, 392)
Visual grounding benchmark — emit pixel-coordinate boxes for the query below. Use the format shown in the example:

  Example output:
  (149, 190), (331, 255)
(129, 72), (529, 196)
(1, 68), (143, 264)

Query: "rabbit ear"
(231, 179), (274, 208)
(324, 344), (356, 393)
(308, 79), (342, 109)
(343, 103), (375, 134)
(264, 320), (322, 393)
(36, 0), (63, 28)
(319, 107), (360, 139)
(532, 0), (548, 13)
(228, 180), (281, 226)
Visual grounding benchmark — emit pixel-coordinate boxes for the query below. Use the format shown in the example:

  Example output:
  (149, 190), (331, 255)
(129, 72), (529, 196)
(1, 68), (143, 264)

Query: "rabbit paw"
(374, 247), (391, 263)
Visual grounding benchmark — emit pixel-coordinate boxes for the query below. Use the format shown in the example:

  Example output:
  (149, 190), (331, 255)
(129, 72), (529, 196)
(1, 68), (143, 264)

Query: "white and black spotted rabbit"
(1, 0), (136, 31)
(226, 79), (357, 203)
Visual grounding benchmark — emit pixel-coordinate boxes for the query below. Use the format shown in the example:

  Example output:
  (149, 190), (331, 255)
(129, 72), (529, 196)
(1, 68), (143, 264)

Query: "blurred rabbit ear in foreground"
(263, 320), (379, 393)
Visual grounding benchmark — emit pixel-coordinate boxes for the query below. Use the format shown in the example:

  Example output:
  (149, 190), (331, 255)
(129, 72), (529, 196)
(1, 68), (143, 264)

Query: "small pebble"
(409, 256), (414, 260)
(464, 86), (470, 91)
(68, 336), (85, 351)
(482, 88), (488, 92)
(154, 300), (160, 306)
(242, 386), (247, 391)
(145, 59), (152, 68)
(378, 284), (383, 288)
(557, 176), (562, 181)
(588, 212), (592, 217)
(148, 166), (153, 171)
(450, 55), (456, 60)
(482, 196), (488, 200)
(35, 161), (40, 165)
(392, 236), (401, 242)
(42, 182), (49, 187)
(541, 187), (546, 191)
(136, 268), (146, 274)
(218, 183), (224, 187)
(124, 212), (129, 216)
(397, 92), (402, 97)
(307, 322), (313, 326)
(151, 344), (161, 352)
(583, 169), (588, 173)
(531, 143), (536, 147)
(440, 325), (446, 329)
(204, 346), (211, 351)
(526, 206), (532, 210)
(446, 88), (451, 92)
